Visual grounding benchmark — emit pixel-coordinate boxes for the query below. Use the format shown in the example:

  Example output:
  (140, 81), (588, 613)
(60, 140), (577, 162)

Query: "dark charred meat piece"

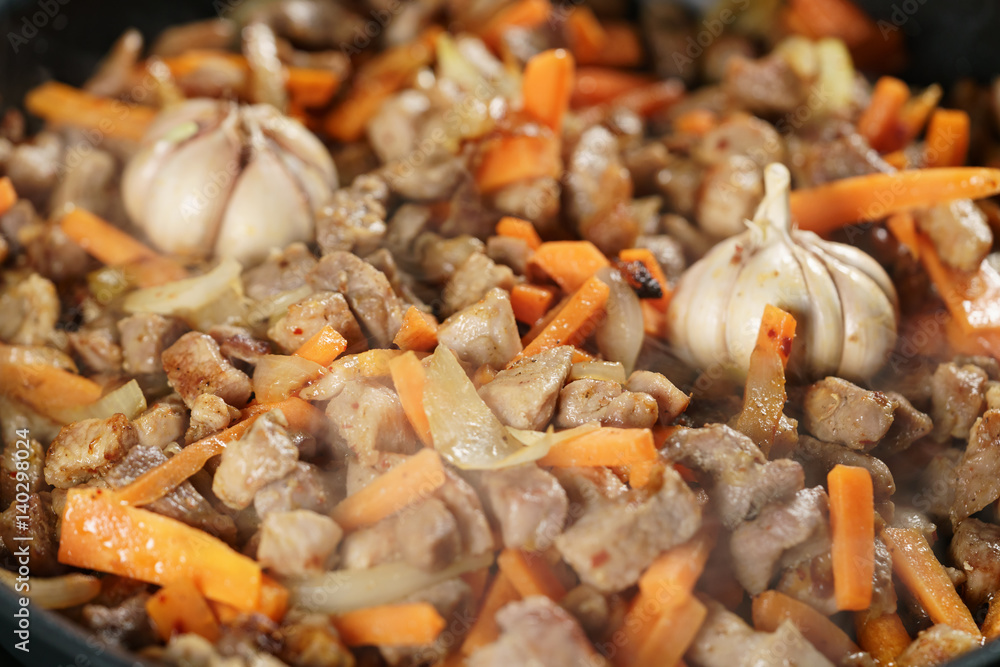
(82, 592), (155, 650)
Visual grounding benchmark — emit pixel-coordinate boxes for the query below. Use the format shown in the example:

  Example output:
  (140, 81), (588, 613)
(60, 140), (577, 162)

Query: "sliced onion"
(0, 345), (77, 372)
(123, 257), (243, 319)
(299, 350), (405, 401)
(0, 570), (101, 609)
(51, 378), (147, 424)
(289, 550), (494, 614)
(246, 285), (313, 329)
(253, 354), (324, 403)
(502, 422), (600, 467)
(815, 38), (855, 114)
(594, 266), (643, 376)
(569, 361), (627, 384)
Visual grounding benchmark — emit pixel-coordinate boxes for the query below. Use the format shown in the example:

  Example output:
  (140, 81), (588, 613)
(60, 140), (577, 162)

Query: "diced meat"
(475, 464), (569, 551)
(552, 466), (629, 512)
(554, 467), (701, 592)
(0, 493), (62, 575)
(341, 497), (461, 572)
(279, 613), (354, 667)
(384, 203), (431, 263)
(636, 234), (687, 284)
(437, 287), (522, 369)
(920, 449), (960, 522)
(467, 596), (609, 667)
(793, 435), (896, 501)
(117, 313), (188, 376)
(788, 128), (891, 187)
(723, 53), (809, 115)
(132, 399), (187, 450)
(625, 370), (690, 424)
(895, 624), (979, 667)
(693, 113), (785, 168)
(878, 391), (933, 454)
(324, 377), (419, 466)
(487, 235), (533, 275)
(869, 536), (898, 617)
(383, 151), (465, 201)
(415, 233), (484, 284)
(24, 221), (89, 283)
(308, 251), (405, 347)
(316, 176), (389, 257)
(892, 507), (937, 540)
(254, 462), (343, 519)
(50, 148), (120, 220)
(162, 332), (253, 409)
(340, 516), (400, 569)
(1, 437), (43, 508)
(730, 487), (829, 595)
(68, 327), (122, 373)
(555, 379), (658, 429)
(913, 200), (992, 272)
(366, 89), (430, 163)
(442, 252), (516, 317)
(212, 411), (299, 510)
(930, 362), (988, 441)
(365, 247), (429, 309)
(478, 346), (573, 430)
(0, 273), (58, 345)
(6, 132), (62, 207)
(949, 518), (1000, 609)
(257, 510), (343, 577)
(184, 393), (238, 444)
(82, 593), (155, 650)
(802, 377), (895, 451)
(44, 414), (138, 488)
(664, 425), (805, 528)
(777, 552), (837, 616)
(435, 468), (495, 556)
(952, 409), (1000, 524)
(208, 325), (272, 365)
(695, 154), (763, 238)
(489, 176), (561, 239)
(267, 290), (366, 354)
(561, 584), (610, 638)
(241, 242), (316, 301)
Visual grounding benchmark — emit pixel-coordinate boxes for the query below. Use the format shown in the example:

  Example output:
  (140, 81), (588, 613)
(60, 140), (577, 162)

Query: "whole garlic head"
(123, 99), (337, 265)
(667, 163), (898, 382)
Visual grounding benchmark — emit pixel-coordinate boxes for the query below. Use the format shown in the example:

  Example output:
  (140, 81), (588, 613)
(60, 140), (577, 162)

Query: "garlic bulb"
(667, 163), (898, 381)
(123, 99), (337, 265)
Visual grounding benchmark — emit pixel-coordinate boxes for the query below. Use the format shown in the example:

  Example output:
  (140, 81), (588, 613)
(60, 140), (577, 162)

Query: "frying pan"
(0, 0), (999, 665)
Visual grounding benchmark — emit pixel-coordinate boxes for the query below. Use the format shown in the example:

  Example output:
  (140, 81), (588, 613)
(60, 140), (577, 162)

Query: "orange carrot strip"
(0, 177), (17, 217)
(924, 109), (970, 168)
(641, 300), (668, 338)
(854, 611), (911, 664)
(259, 574), (290, 623)
(917, 232), (1000, 335)
(619, 248), (672, 312)
(285, 67), (342, 108)
(882, 526), (982, 638)
(983, 594), (1000, 641)
(511, 284), (556, 325)
(626, 459), (665, 489)
(146, 580), (221, 643)
(522, 49), (575, 132)
(828, 465), (875, 611)
(60, 487), (264, 611)
(515, 275), (609, 361)
(789, 167), (1000, 235)
(294, 325), (348, 366)
(565, 7), (607, 65)
(331, 448), (446, 531)
(25, 81), (156, 142)
(856, 76), (910, 153)
(886, 212), (919, 259)
(461, 568), (491, 604)
(673, 109), (719, 137)
(752, 590), (861, 664)
(898, 83), (942, 145)
(576, 79), (684, 126)
(531, 240), (610, 293)
(0, 360), (103, 423)
(475, 132), (562, 193)
(334, 603), (446, 647)
(393, 307), (439, 352)
(570, 68), (653, 109)
(634, 596), (707, 667)
(582, 22), (644, 68)
(479, 0), (552, 51)
(60, 208), (158, 265)
(497, 548), (567, 601)
(538, 427), (656, 468)
(462, 572), (521, 655)
(882, 150), (910, 170)
(496, 216), (542, 250)
(389, 351), (433, 446)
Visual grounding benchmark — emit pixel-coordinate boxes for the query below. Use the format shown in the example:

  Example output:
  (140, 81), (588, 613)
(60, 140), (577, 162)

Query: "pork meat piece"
(555, 379), (658, 429)
(552, 466), (629, 513)
(486, 235), (533, 276)
(913, 200), (992, 272)
(441, 252), (516, 317)
(896, 624), (979, 667)
(268, 290), (366, 355)
(625, 370), (690, 424)
(950, 518), (1000, 609)
(555, 467), (701, 593)
(325, 377), (419, 466)
(474, 464), (569, 551)
(920, 449), (960, 523)
(802, 377), (894, 451)
(315, 176), (388, 257)
(723, 52), (809, 115)
(695, 154), (763, 238)
(878, 391), (933, 454)
(68, 327), (122, 373)
(184, 393), (238, 444)
(952, 409), (1000, 525)
(254, 462), (343, 519)
(931, 362), (987, 441)
(794, 435), (895, 501)
(208, 325), (272, 365)
(437, 287), (522, 369)
(117, 313), (187, 376)
(435, 468), (494, 556)
(82, 593), (155, 651)
(777, 552), (837, 616)
(489, 176), (561, 239)
(340, 498), (460, 572)
(340, 516), (400, 570)
(241, 242), (316, 301)
(693, 112), (785, 167)
(162, 332), (252, 409)
(44, 413), (138, 488)
(279, 613), (355, 667)
(257, 510), (343, 577)
(415, 232), (484, 284)
(132, 399), (187, 450)
(212, 411), (298, 510)
(478, 346), (573, 430)
(0, 273), (58, 345)
(0, 493), (62, 575)
(788, 128), (890, 187)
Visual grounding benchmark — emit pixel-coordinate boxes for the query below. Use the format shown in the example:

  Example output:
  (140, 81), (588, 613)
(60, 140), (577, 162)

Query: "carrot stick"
(334, 603), (446, 647)
(60, 208), (158, 265)
(626, 459), (665, 490)
(522, 49), (575, 133)
(881, 526), (982, 638)
(389, 351), (433, 446)
(886, 212), (920, 259)
(898, 83), (942, 146)
(634, 596), (707, 667)
(565, 7), (607, 65)
(583, 22), (644, 68)
(530, 241), (609, 293)
(576, 79), (684, 126)
(854, 611), (911, 664)
(331, 448), (446, 531)
(479, 0), (552, 50)
(146, 580), (221, 642)
(0, 361), (103, 423)
(619, 248), (672, 312)
(856, 76), (909, 153)
(496, 216), (542, 250)
(916, 232), (1000, 336)
(641, 300), (668, 338)
(752, 590), (861, 663)
(673, 109), (719, 137)
(59, 487), (265, 611)
(514, 275), (609, 362)
(393, 307), (439, 353)
(570, 68), (653, 109)
(537, 427), (656, 468)
(983, 594), (1000, 641)
(462, 572), (521, 655)
(284, 67), (342, 109)
(475, 132), (562, 194)
(924, 109), (970, 168)
(882, 150), (910, 171)
(25, 81), (156, 142)
(0, 177), (17, 218)
(510, 284), (556, 325)
(294, 324), (348, 366)
(497, 548), (567, 601)
(828, 465), (875, 611)
(789, 167), (1000, 235)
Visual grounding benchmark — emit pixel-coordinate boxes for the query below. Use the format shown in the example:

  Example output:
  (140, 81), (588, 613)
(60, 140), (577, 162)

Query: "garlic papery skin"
(667, 163), (898, 382)
(122, 99), (337, 265)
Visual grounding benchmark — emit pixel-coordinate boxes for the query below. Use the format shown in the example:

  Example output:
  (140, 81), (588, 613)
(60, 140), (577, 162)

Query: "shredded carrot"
(522, 49), (575, 133)
(983, 594), (1000, 641)
(634, 596), (707, 667)
(496, 216), (542, 250)
(881, 526), (982, 639)
(570, 68), (653, 109)
(514, 275), (609, 362)
(0, 177), (17, 218)
(752, 590), (861, 664)
(582, 22), (644, 68)
(389, 351), (433, 446)
(510, 284), (556, 325)
(530, 240), (610, 293)
(293, 324), (348, 366)
(856, 76), (910, 153)
(331, 448), (446, 531)
(916, 232), (1000, 338)
(565, 7), (607, 65)
(25, 81), (156, 142)
(619, 248), (672, 312)
(789, 167), (1000, 235)
(924, 109), (970, 168)
(146, 580), (221, 643)
(497, 548), (567, 601)
(673, 109), (719, 137)
(334, 603), (446, 647)
(854, 610), (911, 664)
(537, 427), (656, 468)
(284, 67), (342, 109)
(576, 79), (684, 126)
(393, 307), (439, 353)
(886, 212), (920, 259)
(462, 572), (521, 655)
(475, 132), (562, 193)
(0, 361), (103, 423)
(828, 465), (875, 611)
(479, 0), (552, 51)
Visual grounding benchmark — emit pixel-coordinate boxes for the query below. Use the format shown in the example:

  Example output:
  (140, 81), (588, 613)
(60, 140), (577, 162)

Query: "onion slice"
(594, 266), (643, 375)
(123, 257), (243, 318)
(0, 570), (101, 609)
(569, 361), (627, 384)
(252, 354), (324, 403)
(50, 378), (147, 424)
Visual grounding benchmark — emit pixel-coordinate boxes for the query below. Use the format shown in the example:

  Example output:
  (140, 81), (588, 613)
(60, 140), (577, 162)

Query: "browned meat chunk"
(132, 399), (187, 450)
(664, 425), (804, 528)
(267, 290), (366, 355)
(479, 346), (573, 430)
(340, 516), (399, 569)
(325, 377), (419, 466)
(184, 393), (238, 444)
(1, 437), (43, 508)
(625, 370), (690, 424)
(475, 464), (569, 551)
(6, 133), (61, 207)
(636, 234), (687, 284)
(913, 200), (992, 272)
(315, 176), (389, 257)
(308, 251), (405, 347)
(731, 487), (829, 595)
(82, 592), (155, 650)
(435, 468), (495, 557)
(162, 332), (252, 409)
(489, 176), (562, 239)
(254, 462), (342, 519)
(341, 497), (460, 572)
(383, 151), (465, 201)
(0, 273), (58, 345)
(555, 379), (658, 429)
(279, 613), (354, 667)
(68, 327), (122, 373)
(723, 53), (809, 115)
(414, 232), (483, 284)
(695, 154), (764, 238)
(931, 362), (988, 441)
(693, 113), (785, 168)
(949, 518), (1000, 609)
(441, 252), (516, 317)
(487, 235), (533, 275)
(241, 242), (316, 301)
(0, 493), (62, 575)
(212, 411), (299, 510)
(953, 409), (1000, 524)
(879, 391), (933, 454)
(794, 435), (895, 501)
(788, 128), (891, 187)
(467, 596), (609, 667)
(555, 467), (701, 592)
(920, 449), (960, 522)
(552, 466), (629, 512)
(44, 414), (138, 488)
(777, 552), (837, 616)
(117, 313), (187, 375)
(437, 287), (522, 369)
(896, 624), (979, 667)
(257, 509), (343, 577)
(208, 325), (271, 365)
(802, 377), (894, 451)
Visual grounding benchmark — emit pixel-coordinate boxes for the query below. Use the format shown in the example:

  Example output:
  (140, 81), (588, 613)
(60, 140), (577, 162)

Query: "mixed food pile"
(4, 0), (1000, 665)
